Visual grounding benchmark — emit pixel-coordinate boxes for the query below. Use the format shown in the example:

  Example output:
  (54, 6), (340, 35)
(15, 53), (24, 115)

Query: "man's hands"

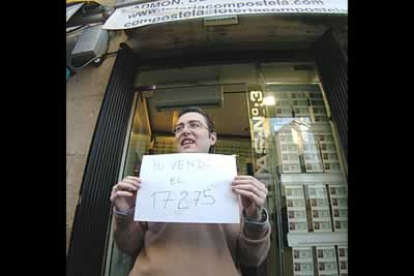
(232, 175), (268, 221)
(110, 176), (141, 212)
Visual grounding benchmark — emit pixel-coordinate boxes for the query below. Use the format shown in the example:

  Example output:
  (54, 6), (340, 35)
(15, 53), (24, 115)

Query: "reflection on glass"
(261, 84), (347, 276)
(108, 94), (151, 276)
(263, 95), (276, 106)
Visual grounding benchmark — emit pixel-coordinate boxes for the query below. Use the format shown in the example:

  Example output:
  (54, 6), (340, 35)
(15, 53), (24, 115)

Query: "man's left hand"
(232, 175), (268, 221)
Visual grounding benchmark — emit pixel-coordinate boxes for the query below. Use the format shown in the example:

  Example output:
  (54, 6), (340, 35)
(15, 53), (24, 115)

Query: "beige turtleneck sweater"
(113, 210), (271, 276)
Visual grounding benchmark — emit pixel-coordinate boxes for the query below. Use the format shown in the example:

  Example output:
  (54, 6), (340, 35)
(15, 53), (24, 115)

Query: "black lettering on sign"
(186, 159), (196, 169)
(178, 191), (189, 209)
(150, 189), (217, 211)
(171, 158), (211, 171)
(169, 175), (184, 185)
(150, 191), (156, 209)
(201, 189), (216, 205)
(172, 159), (185, 170)
(152, 159), (164, 172)
(151, 191), (174, 209)
(193, 191), (202, 206)
(161, 191), (174, 209)
(197, 158), (208, 169)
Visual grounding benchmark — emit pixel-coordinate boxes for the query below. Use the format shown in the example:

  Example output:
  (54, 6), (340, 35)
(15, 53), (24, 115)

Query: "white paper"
(134, 153), (239, 223)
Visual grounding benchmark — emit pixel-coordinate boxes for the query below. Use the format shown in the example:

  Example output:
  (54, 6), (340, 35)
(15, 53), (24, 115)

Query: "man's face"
(174, 112), (217, 153)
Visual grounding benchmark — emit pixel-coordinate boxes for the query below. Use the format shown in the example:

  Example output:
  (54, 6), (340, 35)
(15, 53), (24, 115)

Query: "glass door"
(104, 92), (152, 276)
(246, 82), (348, 276)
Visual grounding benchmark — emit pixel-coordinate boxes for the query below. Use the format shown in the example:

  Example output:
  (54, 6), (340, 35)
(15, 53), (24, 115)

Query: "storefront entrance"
(104, 62), (347, 276)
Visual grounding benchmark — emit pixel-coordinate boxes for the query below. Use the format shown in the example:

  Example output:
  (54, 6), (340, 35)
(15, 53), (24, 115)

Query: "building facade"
(67, 1), (348, 275)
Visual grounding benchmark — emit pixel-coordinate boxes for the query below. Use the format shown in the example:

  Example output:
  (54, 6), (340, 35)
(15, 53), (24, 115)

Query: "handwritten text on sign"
(134, 153), (239, 223)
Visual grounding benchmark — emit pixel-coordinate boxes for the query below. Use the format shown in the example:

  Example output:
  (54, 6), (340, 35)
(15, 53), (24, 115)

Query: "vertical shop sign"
(248, 91), (271, 180)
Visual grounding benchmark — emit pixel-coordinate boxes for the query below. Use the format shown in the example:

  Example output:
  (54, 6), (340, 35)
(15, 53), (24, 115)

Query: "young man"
(110, 107), (271, 276)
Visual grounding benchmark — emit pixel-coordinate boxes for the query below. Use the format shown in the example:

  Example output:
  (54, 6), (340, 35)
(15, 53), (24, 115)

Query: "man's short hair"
(177, 106), (216, 153)
(177, 106), (215, 133)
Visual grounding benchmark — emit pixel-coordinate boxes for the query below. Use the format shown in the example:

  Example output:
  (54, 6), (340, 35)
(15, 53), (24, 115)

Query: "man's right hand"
(110, 176), (141, 212)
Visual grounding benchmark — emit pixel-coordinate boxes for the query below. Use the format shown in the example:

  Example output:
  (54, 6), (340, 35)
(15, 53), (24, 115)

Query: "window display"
(316, 246), (338, 276)
(284, 185), (308, 233)
(337, 246), (348, 276)
(263, 84), (347, 275)
(286, 247), (314, 276)
(328, 185), (348, 232)
(307, 185), (332, 232)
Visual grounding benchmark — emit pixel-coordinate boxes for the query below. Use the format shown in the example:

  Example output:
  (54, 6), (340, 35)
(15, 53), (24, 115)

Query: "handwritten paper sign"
(134, 153), (239, 223)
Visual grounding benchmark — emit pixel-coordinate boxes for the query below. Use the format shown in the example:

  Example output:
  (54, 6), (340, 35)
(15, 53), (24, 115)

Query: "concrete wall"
(66, 31), (127, 253)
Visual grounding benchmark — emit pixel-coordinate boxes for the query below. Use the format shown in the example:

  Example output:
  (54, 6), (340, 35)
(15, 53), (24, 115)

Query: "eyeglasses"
(173, 120), (209, 134)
